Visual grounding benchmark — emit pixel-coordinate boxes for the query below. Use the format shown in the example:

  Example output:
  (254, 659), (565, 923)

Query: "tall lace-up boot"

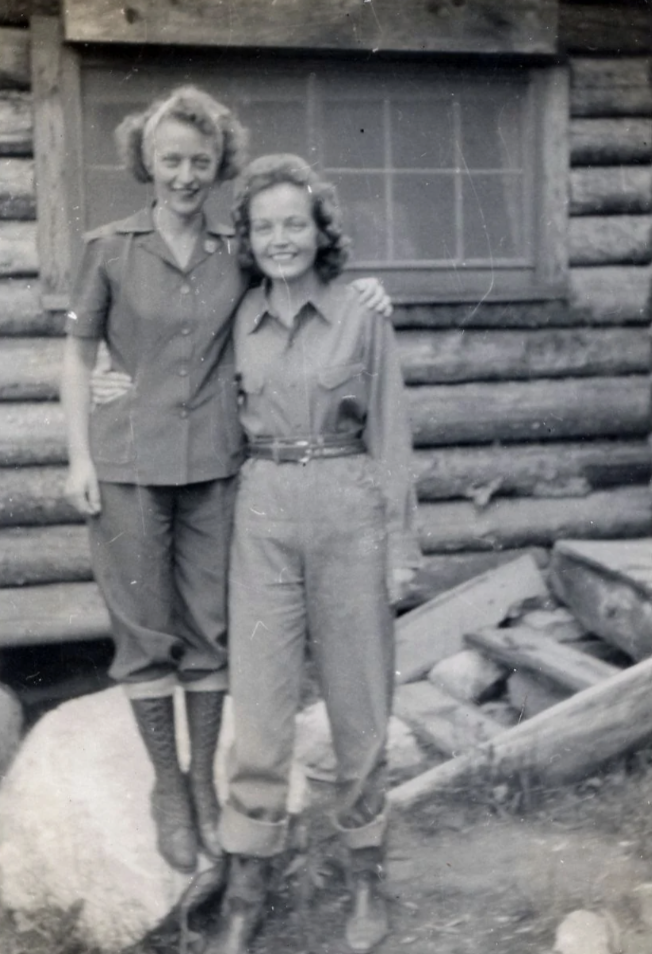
(130, 695), (198, 874)
(185, 689), (225, 860)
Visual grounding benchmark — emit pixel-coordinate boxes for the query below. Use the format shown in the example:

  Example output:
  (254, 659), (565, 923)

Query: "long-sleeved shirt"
(67, 206), (248, 485)
(233, 280), (421, 569)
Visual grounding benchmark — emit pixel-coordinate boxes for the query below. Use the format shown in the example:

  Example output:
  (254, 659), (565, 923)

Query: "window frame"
(33, 20), (568, 309)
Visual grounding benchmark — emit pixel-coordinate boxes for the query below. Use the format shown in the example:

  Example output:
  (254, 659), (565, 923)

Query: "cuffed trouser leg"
(88, 479), (234, 687)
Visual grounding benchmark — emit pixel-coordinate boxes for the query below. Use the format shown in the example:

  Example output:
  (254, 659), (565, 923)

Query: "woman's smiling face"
(249, 183), (319, 283)
(151, 117), (221, 219)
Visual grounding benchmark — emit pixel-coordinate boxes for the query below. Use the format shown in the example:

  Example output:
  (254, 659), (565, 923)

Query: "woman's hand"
(351, 277), (393, 318)
(91, 369), (133, 405)
(65, 458), (101, 516)
(389, 567), (416, 605)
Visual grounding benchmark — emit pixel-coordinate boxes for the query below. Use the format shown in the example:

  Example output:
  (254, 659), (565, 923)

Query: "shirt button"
(181, 327), (191, 336)
(180, 284), (191, 295)
(180, 409), (188, 419)
(179, 368), (188, 377)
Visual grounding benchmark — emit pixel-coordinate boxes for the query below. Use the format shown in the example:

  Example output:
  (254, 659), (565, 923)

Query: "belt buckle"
(296, 440), (312, 465)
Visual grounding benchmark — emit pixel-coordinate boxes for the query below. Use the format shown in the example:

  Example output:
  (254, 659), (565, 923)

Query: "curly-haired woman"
(208, 155), (421, 954)
(61, 88), (390, 878)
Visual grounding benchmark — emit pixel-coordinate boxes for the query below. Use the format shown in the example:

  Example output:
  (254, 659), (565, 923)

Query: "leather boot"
(344, 848), (389, 953)
(130, 696), (198, 874)
(185, 690), (224, 859)
(203, 855), (271, 954)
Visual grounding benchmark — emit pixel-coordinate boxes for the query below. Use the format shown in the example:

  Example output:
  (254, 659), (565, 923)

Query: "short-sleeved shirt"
(67, 207), (248, 485)
(233, 280), (421, 569)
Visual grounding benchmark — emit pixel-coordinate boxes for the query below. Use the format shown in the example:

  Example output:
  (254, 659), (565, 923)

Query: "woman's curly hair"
(115, 85), (248, 185)
(232, 154), (350, 282)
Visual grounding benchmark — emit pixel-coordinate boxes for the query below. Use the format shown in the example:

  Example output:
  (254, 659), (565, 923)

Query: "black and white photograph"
(0, 1), (652, 952)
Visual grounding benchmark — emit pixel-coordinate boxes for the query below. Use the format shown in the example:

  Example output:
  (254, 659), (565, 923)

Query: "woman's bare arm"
(61, 335), (102, 515)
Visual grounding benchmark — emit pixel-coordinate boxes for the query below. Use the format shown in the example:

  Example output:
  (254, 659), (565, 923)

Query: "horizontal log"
(418, 487), (652, 553)
(0, 91), (32, 156)
(0, 279), (63, 336)
(560, 6), (652, 54)
(0, 466), (79, 526)
(414, 440), (652, 502)
(393, 266), (652, 327)
(569, 216), (652, 266)
(0, 221), (37, 275)
(0, 402), (66, 465)
(570, 167), (652, 216)
(0, 582), (110, 647)
(571, 86), (652, 118)
(0, 525), (92, 586)
(390, 654), (652, 808)
(399, 547), (549, 612)
(571, 118), (652, 165)
(571, 58), (652, 91)
(570, 60), (652, 118)
(399, 327), (650, 384)
(0, 28), (30, 88)
(569, 266), (652, 324)
(0, 337), (61, 399)
(409, 377), (650, 446)
(0, 158), (34, 219)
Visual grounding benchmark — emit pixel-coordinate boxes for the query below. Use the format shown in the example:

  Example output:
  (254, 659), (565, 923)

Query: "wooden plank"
(550, 539), (652, 660)
(414, 440), (652, 502)
(0, 222), (37, 275)
(0, 27), (30, 88)
(0, 402), (66, 465)
(409, 377), (650, 447)
(569, 266), (652, 324)
(399, 548), (549, 612)
(393, 682), (502, 756)
(399, 327), (650, 384)
(63, 0), (558, 54)
(419, 487), (652, 553)
(560, 5), (652, 55)
(570, 167), (652, 216)
(0, 525), (91, 586)
(0, 337), (62, 399)
(0, 581), (110, 647)
(0, 91), (32, 156)
(31, 18), (79, 302)
(0, 157), (34, 220)
(395, 554), (547, 684)
(0, 279), (64, 336)
(571, 118), (652, 165)
(466, 626), (619, 693)
(390, 654), (652, 807)
(0, 466), (79, 526)
(569, 216), (652, 266)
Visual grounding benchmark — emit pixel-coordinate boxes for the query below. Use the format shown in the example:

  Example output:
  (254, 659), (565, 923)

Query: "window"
(69, 51), (566, 302)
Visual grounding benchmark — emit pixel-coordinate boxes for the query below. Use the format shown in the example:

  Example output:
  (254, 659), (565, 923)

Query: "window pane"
(393, 175), (456, 261)
(462, 173), (525, 260)
(85, 170), (152, 226)
(459, 89), (525, 170)
(328, 172), (386, 261)
(237, 101), (307, 158)
(321, 100), (385, 169)
(391, 99), (455, 170)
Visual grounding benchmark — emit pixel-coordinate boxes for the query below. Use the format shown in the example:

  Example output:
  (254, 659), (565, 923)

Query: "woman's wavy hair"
(115, 85), (248, 185)
(232, 154), (350, 282)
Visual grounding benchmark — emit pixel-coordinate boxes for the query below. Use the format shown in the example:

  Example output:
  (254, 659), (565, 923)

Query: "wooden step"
(550, 539), (652, 661)
(0, 581), (110, 646)
(0, 465), (79, 526)
(0, 525), (91, 586)
(0, 337), (62, 399)
(0, 402), (66, 465)
(393, 681), (501, 757)
(466, 626), (620, 694)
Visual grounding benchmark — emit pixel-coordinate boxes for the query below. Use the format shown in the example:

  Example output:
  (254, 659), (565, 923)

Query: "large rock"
(0, 688), (305, 952)
(553, 909), (620, 954)
(295, 700), (425, 782)
(0, 682), (22, 778)
(428, 649), (507, 704)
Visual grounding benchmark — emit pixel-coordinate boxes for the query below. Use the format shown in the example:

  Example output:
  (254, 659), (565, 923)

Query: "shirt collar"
(115, 204), (235, 239)
(246, 280), (338, 334)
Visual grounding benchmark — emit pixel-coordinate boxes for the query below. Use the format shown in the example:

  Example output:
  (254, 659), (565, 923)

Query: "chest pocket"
(238, 370), (265, 399)
(318, 362), (366, 391)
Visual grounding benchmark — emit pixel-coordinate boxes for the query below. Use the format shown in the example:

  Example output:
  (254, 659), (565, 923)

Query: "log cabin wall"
(0, 0), (650, 614)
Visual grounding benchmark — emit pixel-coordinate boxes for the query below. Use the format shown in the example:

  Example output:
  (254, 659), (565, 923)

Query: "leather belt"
(246, 436), (365, 464)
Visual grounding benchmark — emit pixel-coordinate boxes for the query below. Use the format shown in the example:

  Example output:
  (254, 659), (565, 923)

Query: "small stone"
(0, 683), (23, 779)
(553, 909), (620, 954)
(428, 650), (508, 704)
